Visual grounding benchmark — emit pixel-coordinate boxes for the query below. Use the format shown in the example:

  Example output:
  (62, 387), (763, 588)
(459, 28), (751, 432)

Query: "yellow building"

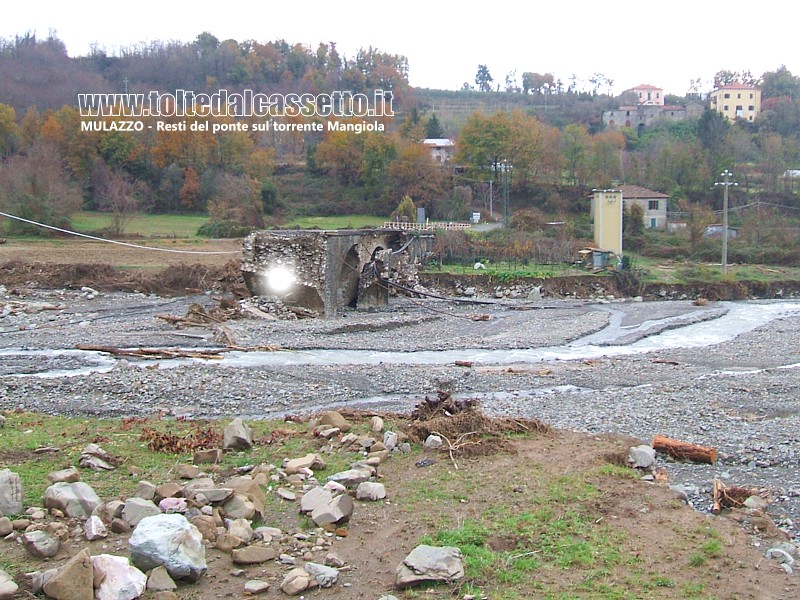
(709, 83), (761, 122)
(591, 189), (623, 256)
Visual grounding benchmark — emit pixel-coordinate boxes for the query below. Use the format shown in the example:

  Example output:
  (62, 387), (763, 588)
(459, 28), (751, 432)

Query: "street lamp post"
(714, 169), (738, 278)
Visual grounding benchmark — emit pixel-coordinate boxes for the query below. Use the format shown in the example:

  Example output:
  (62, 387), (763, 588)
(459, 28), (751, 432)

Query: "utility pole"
(488, 180), (493, 219)
(501, 160), (511, 228)
(714, 169), (737, 277)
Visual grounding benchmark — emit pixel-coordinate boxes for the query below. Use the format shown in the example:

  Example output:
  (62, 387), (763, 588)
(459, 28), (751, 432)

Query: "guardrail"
(382, 221), (472, 231)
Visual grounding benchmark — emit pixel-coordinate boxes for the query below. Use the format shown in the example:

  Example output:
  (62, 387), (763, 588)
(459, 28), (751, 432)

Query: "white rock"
(92, 554), (147, 600)
(129, 513), (207, 582)
(85, 515), (109, 540)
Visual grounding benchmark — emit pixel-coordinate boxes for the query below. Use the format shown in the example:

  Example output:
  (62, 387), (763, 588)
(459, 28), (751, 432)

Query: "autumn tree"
(207, 173), (264, 227)
(90, 158), (141, 236)
(0, 142), (83, 233)
(679, 198), (714, 251)
(179, 167), (200, 210)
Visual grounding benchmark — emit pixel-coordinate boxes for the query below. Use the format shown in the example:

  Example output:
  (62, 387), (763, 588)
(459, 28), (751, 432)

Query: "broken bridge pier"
(241, 229), (434, 316)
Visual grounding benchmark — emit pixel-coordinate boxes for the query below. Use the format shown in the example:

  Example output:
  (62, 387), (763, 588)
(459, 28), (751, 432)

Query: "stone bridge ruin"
(242, 229), (434, 316)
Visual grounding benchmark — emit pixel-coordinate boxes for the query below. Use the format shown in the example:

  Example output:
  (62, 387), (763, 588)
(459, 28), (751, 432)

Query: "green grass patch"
(277, 214), (385, 230)
(69, 211), (211, 238)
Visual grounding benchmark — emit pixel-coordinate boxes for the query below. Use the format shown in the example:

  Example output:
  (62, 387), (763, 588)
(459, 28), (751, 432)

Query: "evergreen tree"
(425, 113), (445, 139)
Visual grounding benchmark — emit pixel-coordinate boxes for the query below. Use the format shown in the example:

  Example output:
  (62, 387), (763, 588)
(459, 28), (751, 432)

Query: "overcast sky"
(3, 1), (796, 96)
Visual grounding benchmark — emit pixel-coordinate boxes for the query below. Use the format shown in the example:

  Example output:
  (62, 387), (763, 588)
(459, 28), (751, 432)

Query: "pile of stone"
(0, 411), (465, 599)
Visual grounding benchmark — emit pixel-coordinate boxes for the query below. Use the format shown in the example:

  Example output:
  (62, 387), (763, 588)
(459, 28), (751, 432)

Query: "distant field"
(278, 215), (385, 229)
(69, 212), (211, 238)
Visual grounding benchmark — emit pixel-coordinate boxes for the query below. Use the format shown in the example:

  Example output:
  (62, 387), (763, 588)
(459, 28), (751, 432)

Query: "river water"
(2, 300), (800, 378)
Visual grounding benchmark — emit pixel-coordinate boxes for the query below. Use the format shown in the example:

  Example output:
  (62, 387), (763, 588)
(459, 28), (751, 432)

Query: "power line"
(0, 210), (241, 255)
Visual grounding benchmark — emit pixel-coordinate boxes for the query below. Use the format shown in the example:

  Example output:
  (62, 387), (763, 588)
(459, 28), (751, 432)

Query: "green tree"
(475, 64), (493, 92)
(390, 195), (416, 222)
(761, 65), (800, 99)
(0, 104), (19, 157)
(425, 113), (445, 139)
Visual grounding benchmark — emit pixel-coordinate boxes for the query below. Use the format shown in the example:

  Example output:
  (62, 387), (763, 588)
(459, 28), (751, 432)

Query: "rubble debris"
(652, 434), (717, 464)
(406, 391), (550, 460)
(712, 479), (772, 514)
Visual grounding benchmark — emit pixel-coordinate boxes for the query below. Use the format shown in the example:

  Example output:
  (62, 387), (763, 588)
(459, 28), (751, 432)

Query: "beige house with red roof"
(709, 83), (761, 122)
(620, 185), (669, 229)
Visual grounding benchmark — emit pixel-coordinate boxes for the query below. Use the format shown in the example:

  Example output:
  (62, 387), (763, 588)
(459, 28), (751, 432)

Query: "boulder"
(0, 570), (18, 600)
(0, 518), (11, 537)
(395, 545), (464, 588)
(0, 470), (23, 516)
(43, 482), (101, 519)
(383, 431), (399, 450)
(129, 514), (207, 582)
(176, 464), (201, 479)
(92, 554), (147, 600)
(223, 418), (253, 451)
(188, 487), (233, 504)
(85, 515), (109, 540)
(231, 546), (277, 565)
(305, 562), (339, 587)
(284, 453), (326, 475)
(122, 497), (161, 526)
(132, 481), (157, 501)
(299, 487), (334, 514)
(244, 579), (270, 595)
(627, 445), (656, 469)
(327, 469), (372, 487)
(227, 518), (253, 543)
(42, 548), (93, 600)
(22, 530), (60, 558)
(310, 494), (354, 527)
(370, 416), (384, 433)
(189, 515), (218, 543)
(155, 481), (183, 500)
(222, 493), (256, 520)
(79, 444), (115, 471)
(280, 567), (311, 595)
(356, 482), (387, 501)
(146, 566), (177, 592)
(192, 449), (222, 464)
(424, 435), (443, 449)
(318, 411), (351, 433)
(47, 467), (81, 484)
(158, 497), (187, 513)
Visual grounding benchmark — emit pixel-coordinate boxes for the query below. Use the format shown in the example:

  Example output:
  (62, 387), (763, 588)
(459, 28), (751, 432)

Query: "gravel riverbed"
(2, 289), (800, 537)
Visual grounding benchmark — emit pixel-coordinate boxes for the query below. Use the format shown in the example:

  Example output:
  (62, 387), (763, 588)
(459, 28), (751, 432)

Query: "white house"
(422, 138), (455, 163)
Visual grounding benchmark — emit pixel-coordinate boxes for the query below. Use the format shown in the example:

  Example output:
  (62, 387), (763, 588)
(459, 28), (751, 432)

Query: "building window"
(750, 93), (754, 99)
(737, 93), (741, 99)
(648, 200), (659, 210)
(724, 93), (730, 99)
(723, 105), (729, 111)
(748, 105), (755, 111)
(650, 218), (657, 228)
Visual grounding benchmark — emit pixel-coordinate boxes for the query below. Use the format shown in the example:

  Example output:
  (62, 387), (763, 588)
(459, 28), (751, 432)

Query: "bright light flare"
(266, 267), (295, 293)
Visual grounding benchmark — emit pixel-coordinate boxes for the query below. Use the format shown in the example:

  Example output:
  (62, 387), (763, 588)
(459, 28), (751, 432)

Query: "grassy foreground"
(0, 411), (761, 599)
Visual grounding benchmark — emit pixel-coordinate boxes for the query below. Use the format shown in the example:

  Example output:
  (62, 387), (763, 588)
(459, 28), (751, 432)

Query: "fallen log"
(652, 434), (717, 464)
(76, 344), (226, 360)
